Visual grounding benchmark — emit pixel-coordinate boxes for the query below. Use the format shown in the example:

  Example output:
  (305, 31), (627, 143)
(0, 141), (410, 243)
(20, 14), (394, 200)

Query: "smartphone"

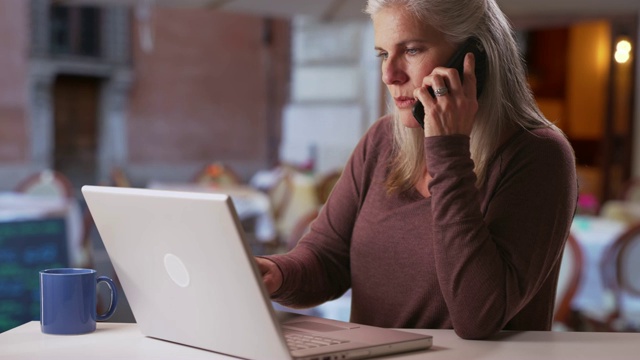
(412, 37), (488, 128)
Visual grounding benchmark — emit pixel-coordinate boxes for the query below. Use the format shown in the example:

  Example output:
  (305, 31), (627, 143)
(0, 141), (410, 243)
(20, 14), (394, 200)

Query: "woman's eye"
(406, 48), (420, 55)
(376, 52), (388, 60)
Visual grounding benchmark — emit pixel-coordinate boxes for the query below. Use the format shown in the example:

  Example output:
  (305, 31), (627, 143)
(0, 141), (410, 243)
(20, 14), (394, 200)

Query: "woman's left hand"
(413, 52), (479, 137)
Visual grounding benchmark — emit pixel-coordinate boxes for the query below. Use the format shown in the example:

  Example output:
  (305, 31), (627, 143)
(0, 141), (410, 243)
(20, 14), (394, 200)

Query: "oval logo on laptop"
(164, 253), (190, 287)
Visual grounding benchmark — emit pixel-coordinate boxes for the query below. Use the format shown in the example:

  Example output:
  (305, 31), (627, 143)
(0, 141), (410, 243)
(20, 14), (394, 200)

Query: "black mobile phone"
(412, 37), (488, 128)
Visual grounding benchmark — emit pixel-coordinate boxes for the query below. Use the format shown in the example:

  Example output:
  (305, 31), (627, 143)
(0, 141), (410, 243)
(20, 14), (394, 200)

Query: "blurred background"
(0, 0), (639, 334)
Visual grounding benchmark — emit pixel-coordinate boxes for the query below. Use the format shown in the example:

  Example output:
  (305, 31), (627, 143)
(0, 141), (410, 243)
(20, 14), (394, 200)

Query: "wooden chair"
(599, 222), (640, 331)
(15, 169), (75, 199)
(193, 162), (241, 186)
(315, 169), (342, 205)
(15, 170), (88, 268)
(620, 178), (640, 202)
(266, 168), (294, 223)
(110, 167), (131, 187)
(553, 234), (583, 330)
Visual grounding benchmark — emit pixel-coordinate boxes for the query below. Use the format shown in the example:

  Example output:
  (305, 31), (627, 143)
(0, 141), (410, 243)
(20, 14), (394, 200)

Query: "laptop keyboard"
(284, 330), (350, 351)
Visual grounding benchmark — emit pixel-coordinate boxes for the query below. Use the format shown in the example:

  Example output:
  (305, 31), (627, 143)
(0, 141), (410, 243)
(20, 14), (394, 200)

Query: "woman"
(257, 0), (577, 339)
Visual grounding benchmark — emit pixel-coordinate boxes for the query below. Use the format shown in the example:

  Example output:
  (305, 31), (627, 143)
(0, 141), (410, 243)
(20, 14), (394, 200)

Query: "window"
(50, 5), (102, 57)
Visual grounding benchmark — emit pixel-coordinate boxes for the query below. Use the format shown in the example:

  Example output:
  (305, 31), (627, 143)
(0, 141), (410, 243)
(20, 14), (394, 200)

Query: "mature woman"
(257, 0), (577, 339)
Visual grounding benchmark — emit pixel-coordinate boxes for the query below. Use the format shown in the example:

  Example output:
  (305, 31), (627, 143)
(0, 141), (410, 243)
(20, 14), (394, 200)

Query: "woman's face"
(372, 6), (457, 128)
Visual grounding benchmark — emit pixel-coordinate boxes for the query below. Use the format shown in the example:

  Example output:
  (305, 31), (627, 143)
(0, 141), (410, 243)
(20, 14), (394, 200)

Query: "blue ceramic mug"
(40, 268), (118, 335)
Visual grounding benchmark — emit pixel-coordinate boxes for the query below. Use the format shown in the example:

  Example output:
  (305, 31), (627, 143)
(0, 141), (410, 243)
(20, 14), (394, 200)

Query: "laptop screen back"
(82, 185), (291, 359)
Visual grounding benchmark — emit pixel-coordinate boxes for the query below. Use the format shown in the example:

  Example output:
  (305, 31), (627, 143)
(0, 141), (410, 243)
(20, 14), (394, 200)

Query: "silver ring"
(434, 87), (449, 97)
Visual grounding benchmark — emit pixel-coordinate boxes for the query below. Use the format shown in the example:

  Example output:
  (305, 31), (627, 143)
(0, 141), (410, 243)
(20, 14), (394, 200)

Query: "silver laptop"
(82, 185), (432, 360)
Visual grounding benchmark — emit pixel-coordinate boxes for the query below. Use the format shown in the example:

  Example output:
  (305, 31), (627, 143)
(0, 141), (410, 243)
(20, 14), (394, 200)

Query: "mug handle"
(96, 276), (119, 321)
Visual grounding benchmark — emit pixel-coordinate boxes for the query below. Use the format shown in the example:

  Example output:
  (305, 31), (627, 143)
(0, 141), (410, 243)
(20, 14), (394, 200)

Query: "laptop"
(82, 185), (432, 360)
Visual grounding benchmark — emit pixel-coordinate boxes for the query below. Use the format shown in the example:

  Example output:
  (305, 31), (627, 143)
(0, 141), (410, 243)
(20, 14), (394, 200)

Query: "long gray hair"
(365, 0), (560, 192)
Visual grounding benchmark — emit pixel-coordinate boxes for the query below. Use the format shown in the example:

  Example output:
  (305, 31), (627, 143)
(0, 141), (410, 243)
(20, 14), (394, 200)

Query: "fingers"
(255, 257), (283, 294)
(413, 85), (444, 134)
(414, 70), (457, 134)
(430, 74), (449, 97)
(425, 51), (480, 97)
(413, 81), (434, 108)
(413, 52), (478, 136)
(426, 67), (462, 96)
(463, 52), (477, 99)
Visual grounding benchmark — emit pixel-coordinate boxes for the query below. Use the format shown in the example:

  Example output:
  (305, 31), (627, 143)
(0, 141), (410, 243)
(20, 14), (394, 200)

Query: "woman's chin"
(398, 111), (422, 129)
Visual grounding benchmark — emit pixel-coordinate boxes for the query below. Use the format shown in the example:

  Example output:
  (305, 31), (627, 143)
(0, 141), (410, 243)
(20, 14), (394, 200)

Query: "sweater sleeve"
(425, 131), (577, 339)
(264, 119), (384, 308)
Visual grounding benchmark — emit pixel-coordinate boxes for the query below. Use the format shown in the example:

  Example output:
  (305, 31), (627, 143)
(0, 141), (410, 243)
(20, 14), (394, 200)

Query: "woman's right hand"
(255, 257), (283, 295)
(413, 52), (479, 137)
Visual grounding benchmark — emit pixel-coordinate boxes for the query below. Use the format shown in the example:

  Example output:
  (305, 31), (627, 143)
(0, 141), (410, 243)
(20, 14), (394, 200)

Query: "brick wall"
(127, 8), (291, 182)
(0, 0), (29, 164)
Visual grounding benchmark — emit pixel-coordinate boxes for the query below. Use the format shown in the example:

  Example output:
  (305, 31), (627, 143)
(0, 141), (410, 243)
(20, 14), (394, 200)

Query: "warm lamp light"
(614, 38), (632, 64)
(615, 51), (630, 64)
(617, 40), (632, 53)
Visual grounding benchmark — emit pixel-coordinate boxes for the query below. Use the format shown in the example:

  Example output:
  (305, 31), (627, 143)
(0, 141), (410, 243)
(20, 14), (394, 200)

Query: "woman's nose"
(382, 58), (408, 85)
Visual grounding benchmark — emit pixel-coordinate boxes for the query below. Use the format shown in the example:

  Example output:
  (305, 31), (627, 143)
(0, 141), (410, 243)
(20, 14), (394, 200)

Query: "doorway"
(53, 75), (101, 190)
(520, 16), (637, 206)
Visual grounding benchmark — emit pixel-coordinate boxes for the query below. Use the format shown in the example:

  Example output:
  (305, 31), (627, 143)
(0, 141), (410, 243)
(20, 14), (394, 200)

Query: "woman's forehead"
(372, 6), (440, 46)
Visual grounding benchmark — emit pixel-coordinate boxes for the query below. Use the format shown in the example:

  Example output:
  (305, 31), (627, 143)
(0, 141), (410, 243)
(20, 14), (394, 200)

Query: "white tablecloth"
(147, 182), (276, 242)
(570, 215), (640, 321)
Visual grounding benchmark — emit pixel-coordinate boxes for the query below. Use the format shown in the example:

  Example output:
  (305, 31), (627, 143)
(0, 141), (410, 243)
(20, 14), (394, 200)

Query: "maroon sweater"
(268, 116), (577, 339)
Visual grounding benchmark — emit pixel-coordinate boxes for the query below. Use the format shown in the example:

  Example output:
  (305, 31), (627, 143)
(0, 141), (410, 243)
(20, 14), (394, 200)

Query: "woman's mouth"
(394, 96), (416, 109)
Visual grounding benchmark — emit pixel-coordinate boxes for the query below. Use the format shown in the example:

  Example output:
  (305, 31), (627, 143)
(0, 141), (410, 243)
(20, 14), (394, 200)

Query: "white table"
(600, 200), (640, 224)
(147, 182), (276, 243)
(1, 321), (639, 359)
(570, 215), (640, 323)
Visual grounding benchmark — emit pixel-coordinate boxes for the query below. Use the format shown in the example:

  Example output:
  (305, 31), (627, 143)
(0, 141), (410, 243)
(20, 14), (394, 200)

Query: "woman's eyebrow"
(374, 39), (429, 51)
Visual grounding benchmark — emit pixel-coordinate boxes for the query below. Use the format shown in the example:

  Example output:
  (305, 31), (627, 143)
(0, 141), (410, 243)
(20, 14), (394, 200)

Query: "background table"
(570, 215), (627, 318)
(1, 322), (639, 359)
(147, 182), (276, 243)
(570, 215), (640, 322)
